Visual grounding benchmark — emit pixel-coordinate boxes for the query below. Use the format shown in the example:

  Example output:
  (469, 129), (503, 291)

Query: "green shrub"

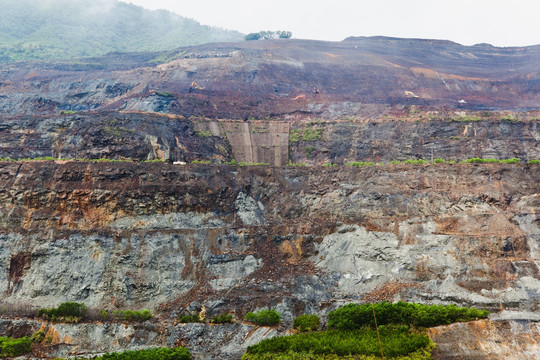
(289, 129), (301, 143)
(30, 330), (45, 343)
(0, 336), (32, 357)
(293, 314), (320, 332)
(244, 309), (281, 326)
(404, 159), (428, 164)
(37, 302), (88, 322)
(327, 301), (489, 330)
(178, 314), (203, 323)
(433, 158), (446, 163)
(83, 347), (191, 360)
(211, 313), (233, 324)
(302, 128), (323, 141)
(96, 309), (110, 321)
(112, 309), (152, 322)
(244, 328), (431, 358)
(528, 159), (540, 164)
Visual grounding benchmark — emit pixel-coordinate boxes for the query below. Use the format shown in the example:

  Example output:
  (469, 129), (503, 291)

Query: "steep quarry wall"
(1, 113), (539, 165)
(0, 162), (539, 358)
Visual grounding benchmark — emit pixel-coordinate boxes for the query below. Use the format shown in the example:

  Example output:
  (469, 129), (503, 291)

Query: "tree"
(244, 30), (292, 41)
(244, 33), (261, 41)
(278, 31), (292, 39)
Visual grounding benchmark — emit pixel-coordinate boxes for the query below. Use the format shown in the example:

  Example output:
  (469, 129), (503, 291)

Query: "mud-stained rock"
(7, 252), (31, 294)
(428, 319), (540, 360)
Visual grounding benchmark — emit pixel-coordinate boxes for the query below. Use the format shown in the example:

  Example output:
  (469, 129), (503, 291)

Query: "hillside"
(0, 36), (540, 359)
(0, 0), (243, 63)
(2, 37), (540, 122)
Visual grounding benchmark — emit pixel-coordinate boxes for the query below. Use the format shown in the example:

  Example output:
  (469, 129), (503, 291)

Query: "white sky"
(122, 0), (540, 47)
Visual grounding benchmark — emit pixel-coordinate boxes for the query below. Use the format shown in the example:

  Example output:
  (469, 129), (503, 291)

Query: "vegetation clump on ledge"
(244, 309), (281, 326)
(327, 301), (489, 330)
(108, 309), (153, 322)
(243, 328), (433, 359)
(55, 347), (191, 360)
(243, 302), (488, 360)
(37, 302), (88, 323)
(459, 157), (520, 164)
(178, 314), (204, 323)
(211, 313), (234, 324)
(0, 336), (33, 358)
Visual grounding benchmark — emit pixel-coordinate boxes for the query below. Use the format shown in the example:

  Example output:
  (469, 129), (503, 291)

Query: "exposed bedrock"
(0, 162), (539, 358)
(0, 112), (539, 165)
(0, 162), (538, 310)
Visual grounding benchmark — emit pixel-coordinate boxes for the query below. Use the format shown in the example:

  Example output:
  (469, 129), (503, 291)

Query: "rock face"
(428, 319), (540, 360)
(1, 36), (540, 359)
(1, 112), (539, 165)
(0, 162), (539, 358)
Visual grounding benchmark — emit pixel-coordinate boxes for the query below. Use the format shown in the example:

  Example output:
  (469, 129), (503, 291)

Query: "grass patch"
(459, 157), (520, 164)
(60, 110), (77, 115)
(528, 159), (540, 164)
